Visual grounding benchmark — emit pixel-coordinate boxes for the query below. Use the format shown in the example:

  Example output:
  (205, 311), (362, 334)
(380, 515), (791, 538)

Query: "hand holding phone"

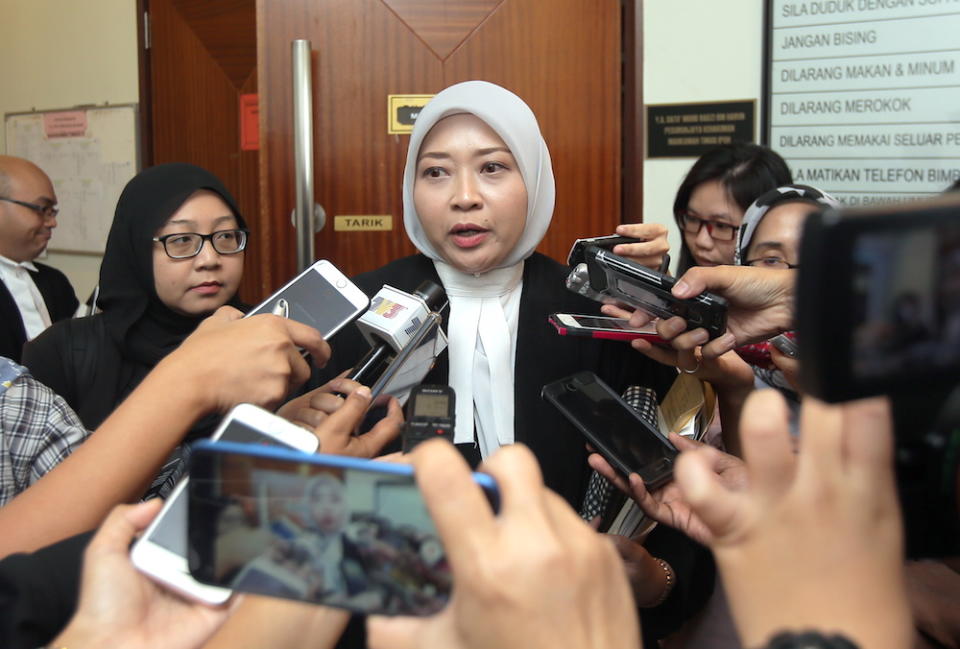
(369, 439), (642, 647)
(245, 260), (369, 339)
(187, 442), (498, 616)
(542, 371), (676, 489)
(131, 404), (320, 604)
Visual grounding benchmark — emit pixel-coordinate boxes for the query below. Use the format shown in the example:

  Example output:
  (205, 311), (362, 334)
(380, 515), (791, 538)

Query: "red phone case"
(548, 315), (665, 343)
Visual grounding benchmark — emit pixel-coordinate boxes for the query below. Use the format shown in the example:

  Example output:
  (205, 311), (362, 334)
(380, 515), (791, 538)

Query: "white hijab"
(401, 81), (555, 455)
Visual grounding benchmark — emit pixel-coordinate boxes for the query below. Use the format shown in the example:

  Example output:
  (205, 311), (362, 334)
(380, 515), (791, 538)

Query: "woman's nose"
(194, 238), (222, 267)
(694, 222), (715, 248)
(451, 172), (482, 211)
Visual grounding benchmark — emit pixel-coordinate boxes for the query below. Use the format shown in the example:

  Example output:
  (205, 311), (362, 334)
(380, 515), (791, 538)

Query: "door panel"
(145, 0), (264, 301)
(259, 0), (622, 291)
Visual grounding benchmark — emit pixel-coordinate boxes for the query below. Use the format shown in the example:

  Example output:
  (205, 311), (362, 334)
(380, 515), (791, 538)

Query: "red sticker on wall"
(240, 94), (259, 151)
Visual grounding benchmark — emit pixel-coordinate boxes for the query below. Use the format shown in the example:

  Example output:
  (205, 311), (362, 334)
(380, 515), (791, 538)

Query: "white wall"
(643, 0), (765, 272)
(0, 0), (139, 300)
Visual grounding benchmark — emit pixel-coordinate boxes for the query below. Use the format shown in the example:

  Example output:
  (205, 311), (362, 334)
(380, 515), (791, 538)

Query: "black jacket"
(319, 253), (677, 509)
(0, 262), (77, 364)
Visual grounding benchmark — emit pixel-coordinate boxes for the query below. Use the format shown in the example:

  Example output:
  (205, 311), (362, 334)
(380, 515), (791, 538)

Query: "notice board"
(764, 1), (960, 206)
(4, 105), (139, 254)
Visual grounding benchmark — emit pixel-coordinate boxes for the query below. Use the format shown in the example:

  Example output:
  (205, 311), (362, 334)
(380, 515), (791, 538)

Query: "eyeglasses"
(679, 213), (740, 241)
(0, 197), (59, 220)
(153, 229), (249, 259)
(744, 256), (799, 270)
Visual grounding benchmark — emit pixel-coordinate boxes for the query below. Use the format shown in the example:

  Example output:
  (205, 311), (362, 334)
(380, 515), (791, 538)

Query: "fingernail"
(355, 386), (371, 399)
(690, 329), (709, 345)
(719, 333), (737, 349)
(673, 280), (690, 297)
(665, 319), (686, 336)
(615, 224), (626, 233)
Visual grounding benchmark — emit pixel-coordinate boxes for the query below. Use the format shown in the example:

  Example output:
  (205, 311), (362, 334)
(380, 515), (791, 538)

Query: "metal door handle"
(292, 39), (317, 271)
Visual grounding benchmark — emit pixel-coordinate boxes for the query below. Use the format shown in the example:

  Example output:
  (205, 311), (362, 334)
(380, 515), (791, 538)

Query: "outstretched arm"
(0, 308), (327, 557)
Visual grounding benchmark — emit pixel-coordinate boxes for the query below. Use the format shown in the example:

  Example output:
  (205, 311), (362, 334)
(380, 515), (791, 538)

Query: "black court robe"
(0, 262), (77, 364)
(318, 252), (678, 509)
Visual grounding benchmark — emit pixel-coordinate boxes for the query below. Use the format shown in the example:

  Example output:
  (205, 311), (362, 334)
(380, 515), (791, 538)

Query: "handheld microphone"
(349, 281), (447, 385)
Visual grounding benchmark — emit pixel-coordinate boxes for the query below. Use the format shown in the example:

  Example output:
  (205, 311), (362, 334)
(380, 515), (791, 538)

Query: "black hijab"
(98, 163), (246, 365)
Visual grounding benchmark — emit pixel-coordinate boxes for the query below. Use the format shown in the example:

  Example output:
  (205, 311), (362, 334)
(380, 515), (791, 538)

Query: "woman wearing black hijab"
(22, 163), (247, 436)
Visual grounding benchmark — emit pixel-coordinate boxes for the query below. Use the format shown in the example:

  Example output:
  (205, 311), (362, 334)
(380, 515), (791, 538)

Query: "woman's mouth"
(450, 223), (489, 248)
(191, 281), (223, 295)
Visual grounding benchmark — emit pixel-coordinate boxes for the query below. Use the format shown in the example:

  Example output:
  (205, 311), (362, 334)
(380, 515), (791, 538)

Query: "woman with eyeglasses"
(672, 143), (793, 273)
(22, 164), (248, 493)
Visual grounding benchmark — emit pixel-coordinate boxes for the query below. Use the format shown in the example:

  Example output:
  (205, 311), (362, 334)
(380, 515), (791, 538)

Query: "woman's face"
(152, 190), (244, 316)
(309, 480), (347, 534)
(413, 113), (527, 274)
(682, 180), (745, 267)
(744, 201), (812, 268)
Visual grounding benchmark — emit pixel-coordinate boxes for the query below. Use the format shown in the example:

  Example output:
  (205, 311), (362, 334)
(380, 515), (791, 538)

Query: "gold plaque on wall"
(334, 215), (393, 231)
(388, 95), (434, 134)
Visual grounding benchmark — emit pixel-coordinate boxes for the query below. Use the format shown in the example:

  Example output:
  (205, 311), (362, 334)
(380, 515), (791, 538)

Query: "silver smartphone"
(245, 260), (370, 339)
(130, 404), (319, 604)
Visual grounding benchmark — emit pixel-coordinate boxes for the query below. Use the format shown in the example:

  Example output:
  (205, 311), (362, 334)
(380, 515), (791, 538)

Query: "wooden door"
(140, 0), (264, 301)
(257, 0), (627, 292)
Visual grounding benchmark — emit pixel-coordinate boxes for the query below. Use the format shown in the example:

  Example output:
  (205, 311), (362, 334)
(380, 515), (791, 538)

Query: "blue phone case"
(189, 439), (499, 504)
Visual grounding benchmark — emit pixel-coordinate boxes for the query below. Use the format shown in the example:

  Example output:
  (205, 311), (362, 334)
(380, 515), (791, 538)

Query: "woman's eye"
(482, 161), (506, 173)
(714, 223), (733, 234)
(762, 257), (783, 266)
(422, 166), (446, 178)
(170, 235), (195, 245)
(215, 231), (237, 241)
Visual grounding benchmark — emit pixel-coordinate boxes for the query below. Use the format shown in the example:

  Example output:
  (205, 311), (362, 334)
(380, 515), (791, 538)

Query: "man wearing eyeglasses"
(0, 156), (78, 363)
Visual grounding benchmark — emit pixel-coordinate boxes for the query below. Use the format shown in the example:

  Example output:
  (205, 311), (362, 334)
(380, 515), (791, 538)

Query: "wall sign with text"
(764, 0), (960, 206)
(646, 101), (756, 158)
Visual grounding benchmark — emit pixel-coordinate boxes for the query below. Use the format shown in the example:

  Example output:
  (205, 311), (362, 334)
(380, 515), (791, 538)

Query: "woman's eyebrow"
(751, 241), (786, 251)
(475, 146), (511, 156)
(419, 146), (512, 161)
(162, 214), (235, 229)
(688, 207), (734, 222)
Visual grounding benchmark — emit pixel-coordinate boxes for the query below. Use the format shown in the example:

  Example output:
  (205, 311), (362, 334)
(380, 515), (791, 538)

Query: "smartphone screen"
(144, 420), (300, 557)
(188, 444), (494, 616)
(542, 372), (676, 488)
(245, 261), (369, 338)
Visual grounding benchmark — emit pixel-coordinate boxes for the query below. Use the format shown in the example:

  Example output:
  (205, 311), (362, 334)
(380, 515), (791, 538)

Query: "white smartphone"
(131, 404), (319, 604)
(245, 260), (370, 339)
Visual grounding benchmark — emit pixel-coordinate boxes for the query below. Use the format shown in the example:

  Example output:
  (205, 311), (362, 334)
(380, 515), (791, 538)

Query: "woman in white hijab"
(320, 80), (675, 508)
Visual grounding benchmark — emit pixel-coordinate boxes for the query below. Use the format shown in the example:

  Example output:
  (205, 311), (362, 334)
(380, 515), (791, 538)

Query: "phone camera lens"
(565, 382), (578, 392)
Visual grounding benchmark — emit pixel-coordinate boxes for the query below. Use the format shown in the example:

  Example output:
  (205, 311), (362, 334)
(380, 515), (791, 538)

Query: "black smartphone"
(541, 371), (677, 489)
(583, 246), (728, 339)
(187, 441), (499, 616)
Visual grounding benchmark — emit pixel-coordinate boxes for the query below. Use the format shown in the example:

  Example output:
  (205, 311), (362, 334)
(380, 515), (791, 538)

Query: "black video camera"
(568, 241), (728, 340)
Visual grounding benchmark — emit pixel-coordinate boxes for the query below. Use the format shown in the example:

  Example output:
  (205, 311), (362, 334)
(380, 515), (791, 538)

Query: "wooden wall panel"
(258, 0), (623, 292)
(147, 0), (263, 300)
